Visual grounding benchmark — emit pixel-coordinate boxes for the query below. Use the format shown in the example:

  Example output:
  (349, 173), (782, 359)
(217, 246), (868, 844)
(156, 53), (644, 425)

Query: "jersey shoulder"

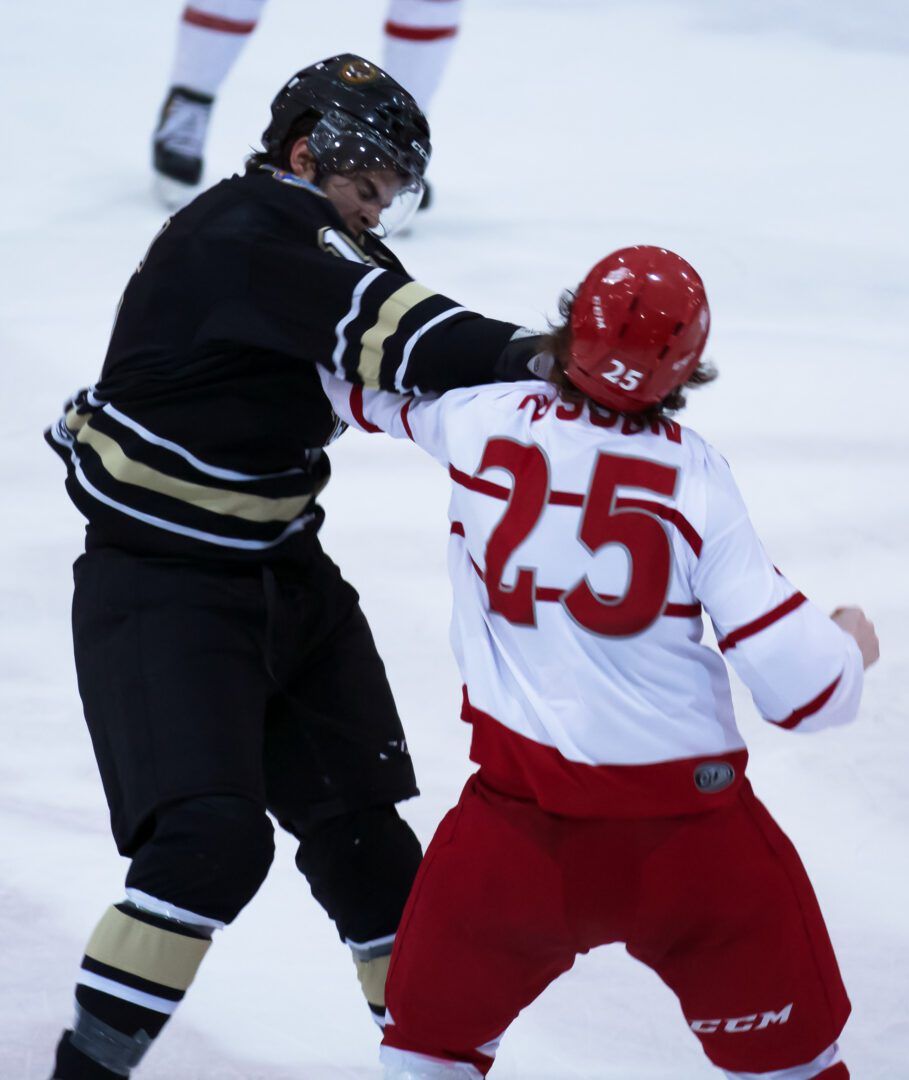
(200, 171), (408, 273)
(431, 380), (554, 420)
(171, 171), (333, 245)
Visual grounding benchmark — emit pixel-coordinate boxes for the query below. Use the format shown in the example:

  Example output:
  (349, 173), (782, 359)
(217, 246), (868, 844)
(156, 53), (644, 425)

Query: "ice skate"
(152, 85), (213, 211)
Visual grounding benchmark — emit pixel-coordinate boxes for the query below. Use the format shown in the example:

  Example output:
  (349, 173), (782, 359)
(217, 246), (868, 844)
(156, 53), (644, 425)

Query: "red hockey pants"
(383, 772), (849, 1075)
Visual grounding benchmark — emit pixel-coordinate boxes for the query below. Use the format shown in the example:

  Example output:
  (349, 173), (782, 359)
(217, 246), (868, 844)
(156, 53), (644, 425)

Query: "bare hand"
(831, 606), (879, 670)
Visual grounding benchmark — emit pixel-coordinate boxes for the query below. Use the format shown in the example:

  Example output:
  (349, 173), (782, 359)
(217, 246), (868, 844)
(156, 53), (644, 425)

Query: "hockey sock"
(57, 895), (221, 1076)
(382, 0), (464, 115)
(293, 805), (422, 1024)
(380, 1045), (487, 1078)
(722, 1040), (847, 1079)
(168, 0), (267, 99)
(347, 934), (395, 1027)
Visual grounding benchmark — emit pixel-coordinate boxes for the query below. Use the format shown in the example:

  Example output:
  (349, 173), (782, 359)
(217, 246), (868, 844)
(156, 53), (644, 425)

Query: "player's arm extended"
(319, 369), (462, 466)
(691, 446), (866, 734)
(233, 240), (543, 394)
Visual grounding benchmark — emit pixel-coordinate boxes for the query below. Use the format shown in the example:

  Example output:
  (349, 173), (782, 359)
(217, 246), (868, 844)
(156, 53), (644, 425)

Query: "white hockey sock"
(168, 0), (267, 98)
(723, 1039), (844, 1079)
(380, 1044), (484, 1079)
(382, 0), (464, 114)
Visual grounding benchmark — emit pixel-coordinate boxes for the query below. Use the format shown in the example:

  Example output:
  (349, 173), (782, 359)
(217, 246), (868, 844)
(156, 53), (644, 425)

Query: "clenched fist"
(831, 606), (880, 670)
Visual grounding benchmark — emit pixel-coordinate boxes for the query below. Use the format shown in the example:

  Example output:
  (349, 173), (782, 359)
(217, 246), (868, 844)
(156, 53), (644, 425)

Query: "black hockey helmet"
(262, 54), (431, 190)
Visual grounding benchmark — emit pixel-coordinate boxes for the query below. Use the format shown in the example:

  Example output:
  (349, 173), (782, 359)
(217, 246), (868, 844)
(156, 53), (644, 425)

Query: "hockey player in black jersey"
(45, 54), (541, 1080)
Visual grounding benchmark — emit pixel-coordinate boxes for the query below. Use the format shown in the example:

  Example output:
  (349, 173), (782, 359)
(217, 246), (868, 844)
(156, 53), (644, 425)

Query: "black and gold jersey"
(45, 168), (520, 562)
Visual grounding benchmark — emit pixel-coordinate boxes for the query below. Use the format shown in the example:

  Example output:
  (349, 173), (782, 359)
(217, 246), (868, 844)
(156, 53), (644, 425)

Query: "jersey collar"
(258, 164), (326, 198)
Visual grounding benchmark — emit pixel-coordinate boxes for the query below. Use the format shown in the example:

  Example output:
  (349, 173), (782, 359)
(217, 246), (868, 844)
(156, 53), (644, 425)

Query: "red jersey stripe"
(449, 464), (509, 499)
(400, 399), (415, 441)
(462, 692), (748, 818)
(384, 21), (459, 41)
(449, 521), (700, 619)
(718, 592), (807, 653)
(615, 497), (703, 556)
(448, 466), (703, 556)
(665, 602), (702, 618)
(549, 490), (584, 507)
(772, 674), (841, 730)
(349, 386), (382, 434)
(183, 7), (258, 34)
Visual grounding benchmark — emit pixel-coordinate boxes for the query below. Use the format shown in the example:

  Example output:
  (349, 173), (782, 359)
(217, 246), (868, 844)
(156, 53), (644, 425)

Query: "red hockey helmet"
(564, 246), (710, 413)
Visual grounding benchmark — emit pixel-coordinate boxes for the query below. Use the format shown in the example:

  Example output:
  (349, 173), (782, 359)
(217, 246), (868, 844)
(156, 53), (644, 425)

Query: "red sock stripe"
(718, 591), (807, 653)
(773, 674), (842, 730)
(384, 21), (459, 41)
(182, 7), (258, 34)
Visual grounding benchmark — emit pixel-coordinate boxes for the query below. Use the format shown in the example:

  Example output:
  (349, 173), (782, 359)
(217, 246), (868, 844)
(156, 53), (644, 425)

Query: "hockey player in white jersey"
(319, 246), (878, 1079)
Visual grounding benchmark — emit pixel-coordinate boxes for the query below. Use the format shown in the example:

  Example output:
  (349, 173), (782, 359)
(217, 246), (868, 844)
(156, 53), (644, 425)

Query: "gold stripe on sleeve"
(85, 907), (210, 992)
(357, 282), (437, 387)
(65, 407), (91, 434)
(75, 423), (311, 523)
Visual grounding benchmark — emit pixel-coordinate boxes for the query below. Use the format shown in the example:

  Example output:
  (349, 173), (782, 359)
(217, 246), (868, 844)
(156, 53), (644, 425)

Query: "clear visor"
(308, 111), (424, 238)
(370, 185), (423, 238)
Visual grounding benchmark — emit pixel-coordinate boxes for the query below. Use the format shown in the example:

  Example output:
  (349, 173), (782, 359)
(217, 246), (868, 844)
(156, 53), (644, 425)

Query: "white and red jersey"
(321, 375), (864, 818)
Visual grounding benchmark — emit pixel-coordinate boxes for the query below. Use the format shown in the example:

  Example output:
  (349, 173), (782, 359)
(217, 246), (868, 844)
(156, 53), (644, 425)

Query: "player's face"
(320, 169), (405, 236)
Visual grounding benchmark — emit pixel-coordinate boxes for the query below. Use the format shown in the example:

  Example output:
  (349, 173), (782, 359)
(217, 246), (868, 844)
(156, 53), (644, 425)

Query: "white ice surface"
(1, 1), (907, 1077)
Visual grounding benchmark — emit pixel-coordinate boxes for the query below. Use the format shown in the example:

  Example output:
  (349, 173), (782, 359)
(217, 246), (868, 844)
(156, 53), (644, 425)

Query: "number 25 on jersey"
(478, 439), (678, 637)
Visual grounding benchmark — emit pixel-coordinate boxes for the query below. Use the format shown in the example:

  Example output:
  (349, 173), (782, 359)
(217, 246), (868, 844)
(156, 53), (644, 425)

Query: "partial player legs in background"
(151, 0), (462, 212)
(381, 0), (464, 211)
(381, 0), (463, 115)
(153, 0), (267, 208)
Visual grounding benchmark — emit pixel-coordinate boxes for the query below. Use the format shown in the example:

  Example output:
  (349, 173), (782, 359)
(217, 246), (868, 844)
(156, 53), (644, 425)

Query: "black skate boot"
(152, 85), (213, 211)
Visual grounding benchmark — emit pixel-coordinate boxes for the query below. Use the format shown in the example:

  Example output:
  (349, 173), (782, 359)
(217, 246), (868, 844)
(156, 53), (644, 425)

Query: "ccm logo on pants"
(690, 1003), (793, 1034)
